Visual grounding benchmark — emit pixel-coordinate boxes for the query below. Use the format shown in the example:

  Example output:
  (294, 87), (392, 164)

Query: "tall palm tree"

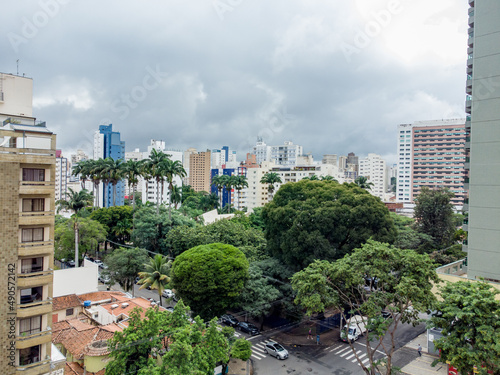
(233, 174), (248, 211)
(143, 149), (169, 215)
(162, 159), (187, 220)
(56, 188), (94, 267)
(72, 160), (92, 190)
(260, 172), (282, 201)
(90, 158), (106, 208)
(355, 176), (374, 190)
(170, 184), (182, 210)
(198, 192), (219, 212)
(303, 174), (320, 181)
(211, 174), (230, 210)
(137, 254), (172, 306)
(123, 159), (145, 229)
(102, 157), (125, 206)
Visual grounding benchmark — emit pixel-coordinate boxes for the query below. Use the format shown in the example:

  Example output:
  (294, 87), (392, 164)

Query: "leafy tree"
(104, 247), (149, 295)
(321, 175), (338, 182)
(390, 213), (434, 251)
(171, 243), (249, 321)
(430, 281), (500, 375)
(262, 180), (397, 270)
(138, 254), (172, 306)
(55, 217), (107, 262)
(238, 263), (280, 330)
(220, 327), (252, 374)
(260, 172), (282, 201)
(165, 217), (267, 260)
(56, 188), (95, 266)
(292, 240), (440, 375)
(132, 205), (196, 255)
(90, 205), (133, 247)
(414, 187), (455, 247)
(429, 244), (467, 266)
(355, 175), (374, 190)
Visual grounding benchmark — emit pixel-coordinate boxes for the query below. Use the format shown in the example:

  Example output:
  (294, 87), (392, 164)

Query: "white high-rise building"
(211, 146), (238, 169)
(55, 150), (68, 201)
(270, 141), (303, 167)
(359, 153), (387, 200)
(396, 124), (414, 203)
(252, 139), (271, 165)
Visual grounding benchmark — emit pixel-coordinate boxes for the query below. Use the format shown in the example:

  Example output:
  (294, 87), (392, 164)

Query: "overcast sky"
(1, 0), (468, 165)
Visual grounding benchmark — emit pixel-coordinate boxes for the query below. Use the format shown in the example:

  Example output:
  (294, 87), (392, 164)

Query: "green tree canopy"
(292, 240), (440, 375)
(104, 247), (149, 294)
(413, 187), (456, 248)
(55, 217), (107, 262)
(90, 205), (133, 247)
(429, 281), (500, 375)
(262, 180), (397, 270)
(132, 205), (196, 255)
(165, 217), (267, 261)
(171, 243), (249, 321)
(138, 254), (172, 305)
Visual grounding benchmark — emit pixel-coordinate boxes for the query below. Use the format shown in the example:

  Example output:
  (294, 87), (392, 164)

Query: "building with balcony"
(55, 150), (68, 202)
(463, 0), (500, 282)
(358, 153), (387, 200)
(0, 73), (59, 374)
(189, 150), (211, 192)
(396, 119), (467, 207)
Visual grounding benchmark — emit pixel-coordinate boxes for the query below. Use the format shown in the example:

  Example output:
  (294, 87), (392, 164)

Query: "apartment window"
(21, 258), (43, 274)
(20, 286), (43, 305)
(19, 345), (41, 366)
(21, 228), (44, 243)
(19, 316), (42, 336)
(22, 198), (45, 212)
(66, 308), (74, 317)
(22, 168), (45, 182)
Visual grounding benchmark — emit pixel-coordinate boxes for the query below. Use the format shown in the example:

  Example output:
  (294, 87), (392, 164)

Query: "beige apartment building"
(189, 150), (211, 192)
(0, 73), (61, 374)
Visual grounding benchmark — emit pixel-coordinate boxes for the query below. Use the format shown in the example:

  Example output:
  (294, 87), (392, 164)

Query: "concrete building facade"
(359, 153), (387, 200)
(464, 0), (500, 282)
(189, 150), (211, 192)
(396, 119), (467, 207)
(55, 150), (68, 202)
(0, 73), (61, 374)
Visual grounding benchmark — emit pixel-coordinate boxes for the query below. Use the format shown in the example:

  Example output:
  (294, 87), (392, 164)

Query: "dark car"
(220, 314), (239, 327)
(237, 322), (259, 335)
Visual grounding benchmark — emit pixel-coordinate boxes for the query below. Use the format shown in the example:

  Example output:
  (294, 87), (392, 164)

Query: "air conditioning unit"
(111, 304), (119, 309)
(121, 303), (129, 308)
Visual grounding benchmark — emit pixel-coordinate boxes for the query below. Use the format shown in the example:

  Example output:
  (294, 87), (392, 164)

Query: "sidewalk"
(399, 332), (447, 375)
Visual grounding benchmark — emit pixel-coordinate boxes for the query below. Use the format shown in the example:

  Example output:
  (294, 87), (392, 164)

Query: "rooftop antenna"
(16, 59), (19, 75)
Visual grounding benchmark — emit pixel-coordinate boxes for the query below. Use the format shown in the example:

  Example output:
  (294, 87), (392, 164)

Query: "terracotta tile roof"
(77, 291), (128, 305)
(100, 323), (123, 333)
(53, 294), (81, 311)
(67, 319), (95, 332)
(52, 320), (70, 333)
(65, 362), (106, 375)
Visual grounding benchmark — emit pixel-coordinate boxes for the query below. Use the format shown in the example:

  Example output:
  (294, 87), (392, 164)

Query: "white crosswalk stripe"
(250, 340), (271, 361)
(335, 346), (352, 355)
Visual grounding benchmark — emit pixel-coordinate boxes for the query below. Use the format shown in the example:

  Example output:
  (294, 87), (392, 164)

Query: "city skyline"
(1, 1), (468, 166)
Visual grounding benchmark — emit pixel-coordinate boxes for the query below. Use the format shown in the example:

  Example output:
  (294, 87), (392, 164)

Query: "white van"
(340, 315), (368, 342)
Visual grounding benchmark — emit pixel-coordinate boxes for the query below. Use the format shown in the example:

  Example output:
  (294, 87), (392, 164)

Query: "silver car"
(264, 341), (289, 360)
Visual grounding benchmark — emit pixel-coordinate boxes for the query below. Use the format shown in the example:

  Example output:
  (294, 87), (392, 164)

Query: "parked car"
(264, 341), (289, 360)
(98, 273), (111, 284)
(162, 289), (174, 299)
(237, 322), (259, 335)
(94, 260), (104, 267)
(67, 260), (75, 268)
(220, 314), (239, 327)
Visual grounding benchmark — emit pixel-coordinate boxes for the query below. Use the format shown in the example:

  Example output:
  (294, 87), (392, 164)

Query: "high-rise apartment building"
(93, 124), (125, 207)
(182, 147), (198, 186)
(396, 119), (467, 207)
(322, 154), (338, 166)
(211, 146), (237, 169)
(252, 138), (271, 165)
(0, 72), (60, 374)
(270, 141), (303, 167)
(359, 153), (387, 200)
(189, 151), (211, 192)
(464, 0), (500, 282)
(55, 150), (68, 202)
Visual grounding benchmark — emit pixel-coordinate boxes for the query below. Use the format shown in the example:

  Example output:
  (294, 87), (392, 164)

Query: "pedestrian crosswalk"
(250, 340), (272, 361)
(324, 343), (371, 367)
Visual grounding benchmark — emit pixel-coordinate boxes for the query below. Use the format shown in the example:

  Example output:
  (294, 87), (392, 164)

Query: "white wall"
(53, 262), (98, 297)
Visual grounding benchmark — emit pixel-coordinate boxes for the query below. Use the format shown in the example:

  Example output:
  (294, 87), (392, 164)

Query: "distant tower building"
(252, 138), (271, 165)
(93, 124), (126, 207)
(270, 141), (303, 167)
(359, 153), (387, 199)
(396, 119), (466, 206)
(55, 150), (68, 201)
(322, 154), (338, 166)
(190, 150), (211, 192)
(183, 147), (198, 186)
(211, 145), (237, 169)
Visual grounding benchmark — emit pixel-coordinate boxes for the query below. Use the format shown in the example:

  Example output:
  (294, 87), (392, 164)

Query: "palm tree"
(260, 172), (282, 201)
(56, 188), (94, 267)
(102, 157), (125, 206)
(72, 160), (92, 190)
(123, 159), (144, 229)
(303, 174), (320, 181)
(211, 174), (230, 210)
(355, 176), (374, 190)
(162, 159), (187, 220)
(321, 175), (338, 182)
(143, 149), (169, 215)
(233, 174), (248, 211)
(170, 185), (182, 209)
(137, 254), (172, 306)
